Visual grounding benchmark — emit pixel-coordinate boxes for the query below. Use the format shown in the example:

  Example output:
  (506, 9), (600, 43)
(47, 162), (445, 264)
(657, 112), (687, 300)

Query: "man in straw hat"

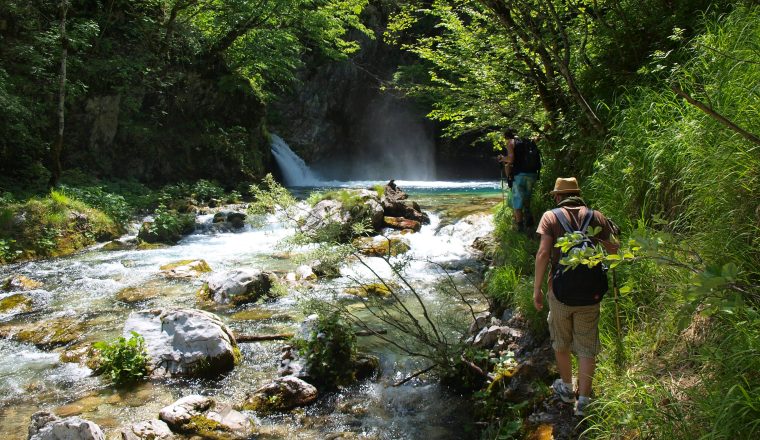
(533, 177), (619, 416)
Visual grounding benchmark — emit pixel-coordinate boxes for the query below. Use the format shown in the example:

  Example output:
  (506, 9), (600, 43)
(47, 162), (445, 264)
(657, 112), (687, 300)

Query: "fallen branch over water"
(234, 329), (387, 343)
(393, 364), (437, 387)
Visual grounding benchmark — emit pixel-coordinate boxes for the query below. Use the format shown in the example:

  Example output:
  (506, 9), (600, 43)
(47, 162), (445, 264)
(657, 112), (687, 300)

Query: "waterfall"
(270, 134), (323, 186)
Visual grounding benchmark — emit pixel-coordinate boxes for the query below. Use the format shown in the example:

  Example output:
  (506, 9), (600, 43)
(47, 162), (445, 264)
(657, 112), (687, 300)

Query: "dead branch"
(234, 329), (387, 343)
(393, 364), (436, 387)
(671, 83), (760, 147)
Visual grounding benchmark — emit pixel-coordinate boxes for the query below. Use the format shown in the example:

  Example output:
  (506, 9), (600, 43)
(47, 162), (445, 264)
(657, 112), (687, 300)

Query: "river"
(0, 181), (503, 439)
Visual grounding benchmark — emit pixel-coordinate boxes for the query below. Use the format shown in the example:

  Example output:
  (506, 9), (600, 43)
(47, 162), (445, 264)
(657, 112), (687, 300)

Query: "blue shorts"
(510, 173), (537, 209)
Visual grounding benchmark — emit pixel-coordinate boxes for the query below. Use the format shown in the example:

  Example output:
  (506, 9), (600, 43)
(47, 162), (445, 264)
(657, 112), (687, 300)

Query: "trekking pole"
(499, 167), (507, 205)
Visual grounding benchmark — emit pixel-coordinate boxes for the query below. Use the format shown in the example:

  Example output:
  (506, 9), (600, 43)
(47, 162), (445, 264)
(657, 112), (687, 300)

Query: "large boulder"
(119, 420), (175, 440)
(199, 269), (276, 305)
(124, 309), (239, 378)
(381, 180), (430, 225)
(28, 411), (105, 440)
(303, 191), (386, 242)
(159, 259), (212, 279)
(303, 199), (350, 234)
(240, 376), (318, 413)
(352, 236), (410, 257)
(159, 395), (254, 440)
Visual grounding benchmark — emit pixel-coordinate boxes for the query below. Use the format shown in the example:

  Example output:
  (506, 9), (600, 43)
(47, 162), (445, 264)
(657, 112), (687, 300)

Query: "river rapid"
(0, 181), (502, 439)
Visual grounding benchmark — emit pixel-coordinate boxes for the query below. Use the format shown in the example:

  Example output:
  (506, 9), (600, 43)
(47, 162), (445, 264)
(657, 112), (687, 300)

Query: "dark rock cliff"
(269, 2), (496, 181)
(65, 65), (269, 187)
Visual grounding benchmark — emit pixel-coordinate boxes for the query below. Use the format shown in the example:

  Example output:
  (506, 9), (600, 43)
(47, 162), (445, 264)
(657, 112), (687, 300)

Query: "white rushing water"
(270, 134), (325, 186)
(0, 139), (503, 438)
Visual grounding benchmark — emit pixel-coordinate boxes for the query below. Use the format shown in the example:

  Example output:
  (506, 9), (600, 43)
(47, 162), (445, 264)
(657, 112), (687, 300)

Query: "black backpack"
(551, 208), (608, 306)
(513, 138), (542, 174)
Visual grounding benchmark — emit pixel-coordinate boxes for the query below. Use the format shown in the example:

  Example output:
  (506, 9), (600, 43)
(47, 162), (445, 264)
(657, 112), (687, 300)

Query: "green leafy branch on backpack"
(556, 222), (759, 316)
(555, 226), (638, 272)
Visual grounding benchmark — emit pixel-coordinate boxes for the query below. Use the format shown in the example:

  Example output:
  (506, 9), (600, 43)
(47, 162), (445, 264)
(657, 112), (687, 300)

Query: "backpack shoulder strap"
(551, 208), (573, 233)
(580, 208), (595, 233)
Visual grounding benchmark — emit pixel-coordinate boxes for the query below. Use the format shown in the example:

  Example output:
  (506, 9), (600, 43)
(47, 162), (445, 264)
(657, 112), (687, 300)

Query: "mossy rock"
(160, 259), (212, 279)
(230, 309), (276, 321)
(137, 212), (195, 244)
(58, 342), (99, 368)
(352, 237), (410, 257)
(0, 293), (34, 314)
(101, 240), (132, 251)
(345, 283), (394, 299)
(1, 275), (43, 291)
(136, 242), (169, 250)
(115, 285), (161, 303)
(185, 415), (232, 439)
(354, 353), (381, 380)
(240, 376), (318, 413)
(0, 316), (89, 349)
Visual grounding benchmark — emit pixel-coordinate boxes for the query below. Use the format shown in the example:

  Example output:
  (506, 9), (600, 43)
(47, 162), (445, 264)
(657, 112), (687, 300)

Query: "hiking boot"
(552, 378), (575, 404)
(575, 396), (591, 417)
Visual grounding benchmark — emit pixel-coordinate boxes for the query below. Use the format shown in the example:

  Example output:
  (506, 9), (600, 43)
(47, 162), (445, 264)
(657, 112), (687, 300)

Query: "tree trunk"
(48, 0), (69, 189)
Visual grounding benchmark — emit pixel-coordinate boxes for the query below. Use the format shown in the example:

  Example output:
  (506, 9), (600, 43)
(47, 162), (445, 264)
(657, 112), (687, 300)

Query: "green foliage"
(0, 238), (20, 263)
(187, 0), (370, 101)
(248, 173), (301, 224)
(292, 311), (357, 389)
(141, 203), (195, 244)
(485, 266), (519, 310)
(574, 7), (760, 438)
(92, 331), (149, 386)
(60, 185), (133, 226)
(191, 180), (225, 204)
(0, 190), (120, 262)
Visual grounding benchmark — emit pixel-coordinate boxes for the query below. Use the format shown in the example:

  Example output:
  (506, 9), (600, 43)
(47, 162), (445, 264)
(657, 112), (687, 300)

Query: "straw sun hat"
(550, 177), (581, 195)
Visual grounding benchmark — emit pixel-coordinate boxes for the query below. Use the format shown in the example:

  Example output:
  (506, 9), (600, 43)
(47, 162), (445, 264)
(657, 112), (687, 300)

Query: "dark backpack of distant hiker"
(551, 208), (608, 306)
(513, 137), (542, 175)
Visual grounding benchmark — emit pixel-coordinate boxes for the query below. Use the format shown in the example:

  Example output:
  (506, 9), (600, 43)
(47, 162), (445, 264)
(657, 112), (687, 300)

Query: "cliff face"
(269, 3), (439, 180)
(269, 3), (498, 181)
(66, 65), (269, 187)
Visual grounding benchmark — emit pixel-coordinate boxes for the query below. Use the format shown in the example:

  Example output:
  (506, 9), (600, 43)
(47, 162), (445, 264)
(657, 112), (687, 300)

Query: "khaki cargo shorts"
(547, 291), (601, 358)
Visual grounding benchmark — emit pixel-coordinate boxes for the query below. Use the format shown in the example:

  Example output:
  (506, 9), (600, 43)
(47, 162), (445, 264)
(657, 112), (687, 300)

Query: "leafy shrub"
(60, 185), (133, 225)
(139, 203), (195, 244)
(0, 238), (20, 263)
(293, 312), (357, 389)
(0, 191), (120, 263)
(192, 179), (225, 203)
(93, 331), (149, 385)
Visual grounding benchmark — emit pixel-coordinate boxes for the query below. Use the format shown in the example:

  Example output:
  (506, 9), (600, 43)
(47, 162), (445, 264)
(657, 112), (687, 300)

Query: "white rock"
(124, 309), (237, 377)
(28, 411), (105, 440)
(119, 420), (174, 440)
(159, 395), (253, 439)
(205, 269), (273, 304)
(295, 265), (316, 281)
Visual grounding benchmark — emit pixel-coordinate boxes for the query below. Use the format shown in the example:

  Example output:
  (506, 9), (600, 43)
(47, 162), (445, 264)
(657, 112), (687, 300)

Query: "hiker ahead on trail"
(533, 177), (619, 417)
(497, 128), (541, 232)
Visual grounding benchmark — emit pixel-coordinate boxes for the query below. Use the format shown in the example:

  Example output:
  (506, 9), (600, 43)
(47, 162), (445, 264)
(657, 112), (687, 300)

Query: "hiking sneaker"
(552, 378), (576, 404)
(575, 396), (591, 417)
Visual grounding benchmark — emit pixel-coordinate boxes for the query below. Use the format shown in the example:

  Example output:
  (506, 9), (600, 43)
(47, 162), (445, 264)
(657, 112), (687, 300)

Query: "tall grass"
(580, 6), (760, 439)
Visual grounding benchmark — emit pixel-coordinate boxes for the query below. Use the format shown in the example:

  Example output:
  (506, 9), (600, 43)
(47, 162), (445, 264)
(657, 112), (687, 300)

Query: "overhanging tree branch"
(671, 83), (760, 147)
